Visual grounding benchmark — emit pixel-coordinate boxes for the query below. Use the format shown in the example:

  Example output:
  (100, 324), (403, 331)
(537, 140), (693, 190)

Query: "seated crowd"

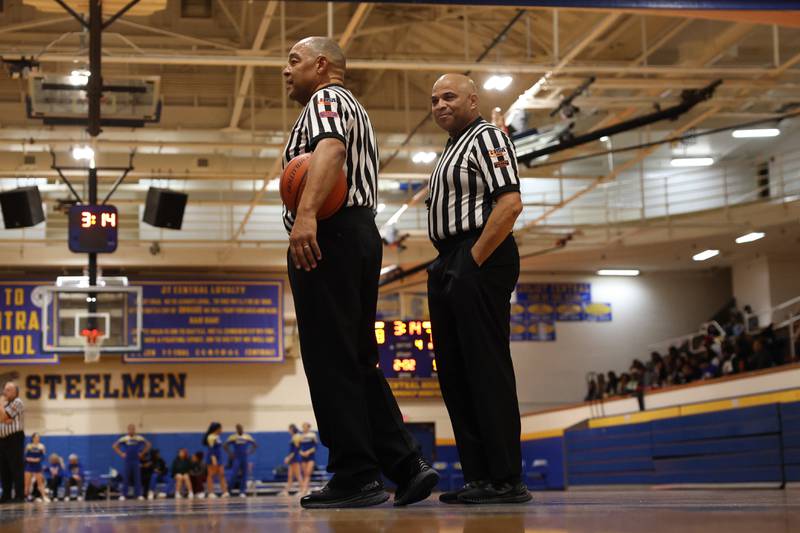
(585, 306), (800, 402)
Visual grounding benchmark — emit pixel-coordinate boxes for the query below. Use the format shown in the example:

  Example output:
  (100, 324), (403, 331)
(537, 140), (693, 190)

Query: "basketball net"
(81, 328), (104, 364)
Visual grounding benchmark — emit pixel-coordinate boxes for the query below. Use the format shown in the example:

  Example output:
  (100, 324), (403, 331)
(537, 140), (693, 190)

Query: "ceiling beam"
(228, 1), (278, 130)
(632, 18), (692, 65)
(16, 51), (785, 77)
(338, 3), (373, 50)
(507, 13), (623, 114)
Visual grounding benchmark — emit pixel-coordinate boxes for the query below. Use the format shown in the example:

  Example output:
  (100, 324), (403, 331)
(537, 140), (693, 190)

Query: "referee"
(281, 36), (438, 509)
(426, 74), (531, 504)
(0, 381), (25, 503)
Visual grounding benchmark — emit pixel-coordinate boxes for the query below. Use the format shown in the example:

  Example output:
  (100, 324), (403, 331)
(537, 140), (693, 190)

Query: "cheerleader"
(280, 424), (302, 496)
(203, 422), (229, 498)
(24, 433), (49, 502)
(298, 422), (318, 496)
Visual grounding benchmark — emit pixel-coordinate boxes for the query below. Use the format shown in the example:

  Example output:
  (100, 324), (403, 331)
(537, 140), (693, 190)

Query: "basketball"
(280, 153), (348, 220)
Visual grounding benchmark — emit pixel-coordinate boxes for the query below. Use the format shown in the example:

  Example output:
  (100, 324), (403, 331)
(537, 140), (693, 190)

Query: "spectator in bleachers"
(595, 374), (607, 399)
(189, 451), (206, 498)
(171, 448), (193, 499)
(45, 453), (64, 500)
(145, 449), (168, 500)
(584, 379), (598, 402)
(24, 433), (49, 502)
(605, 371), (619, 396)
(66, 454), (84, 501)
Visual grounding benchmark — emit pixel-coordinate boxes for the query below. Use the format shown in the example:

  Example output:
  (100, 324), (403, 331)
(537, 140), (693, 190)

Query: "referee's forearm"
(472, 192), (523, 265)
(297, 139), (346, 217)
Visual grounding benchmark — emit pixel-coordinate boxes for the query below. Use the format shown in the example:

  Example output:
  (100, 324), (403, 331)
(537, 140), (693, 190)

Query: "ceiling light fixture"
(597, 269), (640, 276)
(483, 75), (513, 91)
(670, 157), (714, 168)
(731, 128), (780, 138)
(692, 249), (720, 261)
(411, 151), (436, 164)
(68, 69), (90, 86)
(735, 232), (765, 244)
(71, 145), (95, 161)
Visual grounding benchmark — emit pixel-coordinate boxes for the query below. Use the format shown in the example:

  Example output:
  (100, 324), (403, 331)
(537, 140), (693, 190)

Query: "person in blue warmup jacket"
(112, 424), (151, 500)
(224, 424), (257, 498)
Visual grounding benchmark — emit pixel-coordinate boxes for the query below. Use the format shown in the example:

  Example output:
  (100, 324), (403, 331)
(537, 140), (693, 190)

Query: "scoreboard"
(376, 320), (437, 379)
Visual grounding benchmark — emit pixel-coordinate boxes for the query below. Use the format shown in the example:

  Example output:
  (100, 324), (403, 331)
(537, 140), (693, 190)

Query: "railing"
(745, 294), (800, 360)
(647, 320), (726, 356)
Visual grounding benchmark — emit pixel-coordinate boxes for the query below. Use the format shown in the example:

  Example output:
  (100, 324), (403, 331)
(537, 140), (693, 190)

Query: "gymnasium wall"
(509, 270), (732, 411)
(6, 269), (731, 441)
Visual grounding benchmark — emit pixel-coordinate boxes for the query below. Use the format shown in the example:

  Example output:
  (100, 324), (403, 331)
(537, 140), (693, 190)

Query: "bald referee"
(426, 74), (531, 504)
(0, 381), (25, 503)
(281, 36), (438, 509)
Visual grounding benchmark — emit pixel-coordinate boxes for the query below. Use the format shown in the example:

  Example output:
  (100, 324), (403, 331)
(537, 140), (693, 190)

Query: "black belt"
(432, 229), (483, 254)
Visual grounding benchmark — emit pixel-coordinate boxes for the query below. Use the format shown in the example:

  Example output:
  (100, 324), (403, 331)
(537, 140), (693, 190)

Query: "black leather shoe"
(394, 457), (440, 507)
(457, 481), (532, 505)
(438, 481), (482, 504)
(300, 479), (390, 509)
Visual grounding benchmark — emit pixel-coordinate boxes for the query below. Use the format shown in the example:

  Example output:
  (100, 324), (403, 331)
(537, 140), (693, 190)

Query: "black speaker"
(143, 187), (188, 229)
(0, 186), (45, 229)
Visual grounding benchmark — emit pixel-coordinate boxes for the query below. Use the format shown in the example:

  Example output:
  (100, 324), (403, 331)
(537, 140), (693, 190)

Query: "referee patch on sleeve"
(487, 146), (510, 168)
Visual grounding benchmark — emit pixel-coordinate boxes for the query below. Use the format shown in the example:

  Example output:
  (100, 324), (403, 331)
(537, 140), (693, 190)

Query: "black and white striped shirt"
(282, 84), (379, 231)
(427, 117), (520, 243)
(1, 397), (24, 438)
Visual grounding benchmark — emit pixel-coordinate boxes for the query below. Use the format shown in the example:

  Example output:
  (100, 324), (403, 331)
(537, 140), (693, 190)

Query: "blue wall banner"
(584, 302), (613, 322)
(124, 281), (283, 363)
(0, 281), (59, 365)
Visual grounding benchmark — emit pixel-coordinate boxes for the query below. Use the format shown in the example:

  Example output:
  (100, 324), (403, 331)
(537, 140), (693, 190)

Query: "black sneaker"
(457, 481), (532, 505)
(300, 479), (390, 509)
(394, 457), (440, 507)
(438, 481), (482, 504)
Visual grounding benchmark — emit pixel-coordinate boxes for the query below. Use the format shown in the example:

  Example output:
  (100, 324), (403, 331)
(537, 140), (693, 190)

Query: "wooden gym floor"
(0, 489), (797, 532)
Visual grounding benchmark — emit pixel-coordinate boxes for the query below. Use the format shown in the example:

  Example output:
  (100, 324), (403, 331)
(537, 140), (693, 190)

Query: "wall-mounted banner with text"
(124, 281), (283, 363)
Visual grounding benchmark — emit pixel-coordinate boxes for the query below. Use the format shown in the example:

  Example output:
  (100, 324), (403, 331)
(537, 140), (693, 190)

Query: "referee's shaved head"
(431, 73), (481, 136)
(284, 36), (347, 105)
(434, 73), (477, 97)
(297, 36), (347, 74)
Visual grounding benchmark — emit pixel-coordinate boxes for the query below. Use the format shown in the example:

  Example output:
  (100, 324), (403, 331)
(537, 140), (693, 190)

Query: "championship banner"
(0, 281), (59, 365)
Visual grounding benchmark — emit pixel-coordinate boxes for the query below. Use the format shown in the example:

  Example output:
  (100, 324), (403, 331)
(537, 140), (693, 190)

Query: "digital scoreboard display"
(68, 204), (118, 253)
(376, 320), (437, 379)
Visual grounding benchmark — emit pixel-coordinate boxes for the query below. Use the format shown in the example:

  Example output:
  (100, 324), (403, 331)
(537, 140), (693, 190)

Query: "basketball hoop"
(81, 328), (104, 363)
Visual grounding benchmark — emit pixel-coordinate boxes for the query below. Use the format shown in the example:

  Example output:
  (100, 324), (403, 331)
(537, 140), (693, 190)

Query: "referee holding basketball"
(427, 74), (531, 504)
(0, 381), (25, 503)
(281, 36), (438, 509)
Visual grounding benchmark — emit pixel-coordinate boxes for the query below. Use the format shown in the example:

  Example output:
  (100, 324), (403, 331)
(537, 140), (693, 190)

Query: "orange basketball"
(280, 153), (348, 220)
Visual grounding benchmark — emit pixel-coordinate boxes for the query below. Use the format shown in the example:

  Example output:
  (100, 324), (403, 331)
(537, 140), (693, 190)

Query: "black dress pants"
(427, 233), (522, 484)
(288, 207), (418, 487)
(0, 431), (25, 501)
